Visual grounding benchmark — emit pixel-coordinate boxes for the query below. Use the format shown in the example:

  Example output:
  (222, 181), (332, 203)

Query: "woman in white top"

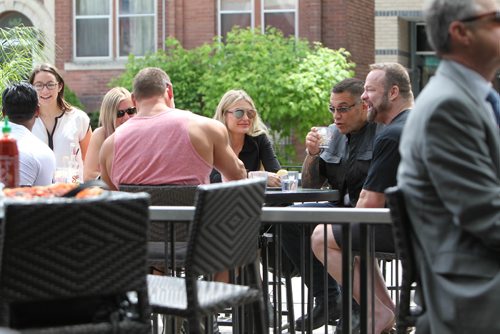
(29, 63), (92, 182)
(83, 87), (136, 181)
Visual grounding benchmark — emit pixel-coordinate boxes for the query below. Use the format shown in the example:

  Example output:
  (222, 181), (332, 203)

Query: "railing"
(149, 206), (393, 334)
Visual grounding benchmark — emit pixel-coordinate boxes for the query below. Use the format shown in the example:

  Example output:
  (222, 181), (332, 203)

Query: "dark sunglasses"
(117, 107), (137, 118)
(460, 10), (500, 24)
(226, 108), (257, 119)
(329, 103), (357, 114)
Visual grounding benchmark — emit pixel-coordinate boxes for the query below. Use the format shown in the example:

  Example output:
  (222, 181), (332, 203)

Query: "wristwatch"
(305, 148), (322, 157)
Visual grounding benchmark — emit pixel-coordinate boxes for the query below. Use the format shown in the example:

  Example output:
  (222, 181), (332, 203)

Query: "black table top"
(264, 187), (339, 205)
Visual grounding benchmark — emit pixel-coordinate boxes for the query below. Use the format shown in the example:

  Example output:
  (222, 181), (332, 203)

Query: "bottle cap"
(2, 116), (11, 135)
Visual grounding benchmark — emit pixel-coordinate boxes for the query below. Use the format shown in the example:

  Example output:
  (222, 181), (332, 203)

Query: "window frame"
(116, 0), (157, 59)
(217, 0), (255, 38)
(73, 0), (113, 61)
(261, 0), (298, 38)
(73, 0), (157, 62)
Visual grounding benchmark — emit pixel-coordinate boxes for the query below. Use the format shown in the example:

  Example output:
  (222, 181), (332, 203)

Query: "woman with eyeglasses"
(212, 89), (281, 187)
(29, 63), (92, 182)
(83, 87), (136, 181)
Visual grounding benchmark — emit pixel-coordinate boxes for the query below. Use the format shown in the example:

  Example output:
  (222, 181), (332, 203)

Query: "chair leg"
(188, 314), (203, 334)
(151, 313), (159, 334)
(283, 257), (295, 330)
(253, 298), (269, 334)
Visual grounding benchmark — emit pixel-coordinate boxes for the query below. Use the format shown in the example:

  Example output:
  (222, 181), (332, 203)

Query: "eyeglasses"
(117, 107), (137, 118)
(329, 103), (357, 114)
(460, 10), (500, 24)
(226, 108), (256, 119)
(33, 82), (59, 91)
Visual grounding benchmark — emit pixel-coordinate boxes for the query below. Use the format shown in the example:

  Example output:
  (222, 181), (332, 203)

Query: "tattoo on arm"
(301, 155), (326, 188)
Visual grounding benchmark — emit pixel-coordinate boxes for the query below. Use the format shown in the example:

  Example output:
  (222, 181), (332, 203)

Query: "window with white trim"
(217, 0), (298, 39)
(262, 0), (297, 38)
(118, 0), (156, 57)
(218, 0), (254, 38)
(73, 0), (156, 61)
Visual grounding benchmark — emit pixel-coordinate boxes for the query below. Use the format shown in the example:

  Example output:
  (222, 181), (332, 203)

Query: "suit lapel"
(437, 62), (500, 176)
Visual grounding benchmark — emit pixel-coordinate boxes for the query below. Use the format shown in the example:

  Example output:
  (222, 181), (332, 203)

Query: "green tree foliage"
(112, 27), (355, 162)
(112, 38), (212, 114)
(0, 26), (48, 106)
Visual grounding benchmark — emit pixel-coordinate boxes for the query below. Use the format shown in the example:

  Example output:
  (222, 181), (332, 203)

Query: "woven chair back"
(185, 179), (266, 278)
(0, 192), (151, 329)
(119, 184), (197, 242)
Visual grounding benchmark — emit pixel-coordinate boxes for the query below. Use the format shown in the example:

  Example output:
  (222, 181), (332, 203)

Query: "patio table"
(149, 206), (391, 334)
(264, 187), (339, 205)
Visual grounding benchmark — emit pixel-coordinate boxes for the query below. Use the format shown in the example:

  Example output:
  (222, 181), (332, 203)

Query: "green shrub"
(112, 26), (355, 163)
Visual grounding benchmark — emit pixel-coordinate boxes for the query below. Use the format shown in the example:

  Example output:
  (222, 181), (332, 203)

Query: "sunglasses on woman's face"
(117, 107), (137, 118)
(226, 108), (256, 119)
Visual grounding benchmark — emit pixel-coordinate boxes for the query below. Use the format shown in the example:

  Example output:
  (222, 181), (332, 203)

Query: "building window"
(74, 0), (111, 59)
(0, 11), (33, 28)
(415, 23), (433, 54)
(262, 0), (297, 38)
(218, 0), (254, 38)
(117, 0), (156, 58)
(73, 0), (156, 60)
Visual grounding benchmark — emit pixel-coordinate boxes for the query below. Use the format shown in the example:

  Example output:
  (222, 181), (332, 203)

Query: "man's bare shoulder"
(184, 110), (226, 134)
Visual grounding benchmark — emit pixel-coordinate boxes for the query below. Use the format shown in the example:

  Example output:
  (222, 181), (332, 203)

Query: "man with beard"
(398, 0), (500, 332)
(312, 63), (413, 334)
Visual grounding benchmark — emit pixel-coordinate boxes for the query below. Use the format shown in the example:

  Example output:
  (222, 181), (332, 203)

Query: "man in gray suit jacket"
(397, 0), (500, 333)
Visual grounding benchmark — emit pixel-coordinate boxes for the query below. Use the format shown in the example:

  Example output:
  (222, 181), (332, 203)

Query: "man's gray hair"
(424, 0), (479, 54)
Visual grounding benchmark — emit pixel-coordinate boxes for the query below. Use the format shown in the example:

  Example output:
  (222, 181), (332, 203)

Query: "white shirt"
(32, 107), (90, 181)
(10, 123), (56, 186)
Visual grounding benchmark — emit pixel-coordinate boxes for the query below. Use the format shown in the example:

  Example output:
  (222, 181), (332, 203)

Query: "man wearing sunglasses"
(280, 78), (380, 331)
(99, 67), (246, 189)
(398, 0), (500, 333)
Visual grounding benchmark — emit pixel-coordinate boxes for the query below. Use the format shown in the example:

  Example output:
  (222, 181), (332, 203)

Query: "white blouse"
(32, 107), (90, 181)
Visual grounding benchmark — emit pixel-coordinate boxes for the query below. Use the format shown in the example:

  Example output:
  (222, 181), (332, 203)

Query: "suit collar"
(438, 60), (492, 105)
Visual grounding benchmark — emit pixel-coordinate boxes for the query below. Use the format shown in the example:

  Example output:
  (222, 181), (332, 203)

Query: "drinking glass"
(248, 171), (269, 184)
(281, 174), (298, 192)
(316, 126), (334, 149)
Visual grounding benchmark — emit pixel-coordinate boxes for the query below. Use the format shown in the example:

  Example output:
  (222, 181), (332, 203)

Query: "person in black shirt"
(281, 78), (380, 330)
(210, 89), (281, 185)
(312, 63), (413, 334)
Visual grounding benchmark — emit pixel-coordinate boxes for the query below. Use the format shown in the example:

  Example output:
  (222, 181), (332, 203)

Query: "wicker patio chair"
(0, 192), (151, 333)
(385, 186), (426, 334)
(119, 184), (197, 274)
(147, 179), (269, 334)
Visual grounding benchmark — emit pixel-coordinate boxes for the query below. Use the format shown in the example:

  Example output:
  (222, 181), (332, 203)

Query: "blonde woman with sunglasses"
(212, 89), (282, 187)
(83, 87), (136, 181)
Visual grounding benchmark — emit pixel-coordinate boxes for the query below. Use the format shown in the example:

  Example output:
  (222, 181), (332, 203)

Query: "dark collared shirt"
(320, 122), (380, 207)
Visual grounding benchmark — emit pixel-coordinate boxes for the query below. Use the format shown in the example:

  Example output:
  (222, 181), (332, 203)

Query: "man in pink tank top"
(99, 67), (247, 190)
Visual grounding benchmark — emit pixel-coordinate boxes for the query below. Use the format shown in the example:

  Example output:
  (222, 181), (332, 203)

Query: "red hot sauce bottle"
(0, 116), (19, 188)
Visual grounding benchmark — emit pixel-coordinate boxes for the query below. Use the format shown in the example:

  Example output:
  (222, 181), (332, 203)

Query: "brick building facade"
(374, 0), (500, 95)
(1, 0), (375, 112)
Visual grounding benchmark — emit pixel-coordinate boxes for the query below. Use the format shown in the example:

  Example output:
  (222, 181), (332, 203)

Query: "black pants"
(280, 202), (341, 301)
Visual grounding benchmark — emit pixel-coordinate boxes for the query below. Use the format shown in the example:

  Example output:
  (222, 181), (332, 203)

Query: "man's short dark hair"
(133, 67), (171, 100)
(2, 82), (38, 123)
(332, 78), (365, 99)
